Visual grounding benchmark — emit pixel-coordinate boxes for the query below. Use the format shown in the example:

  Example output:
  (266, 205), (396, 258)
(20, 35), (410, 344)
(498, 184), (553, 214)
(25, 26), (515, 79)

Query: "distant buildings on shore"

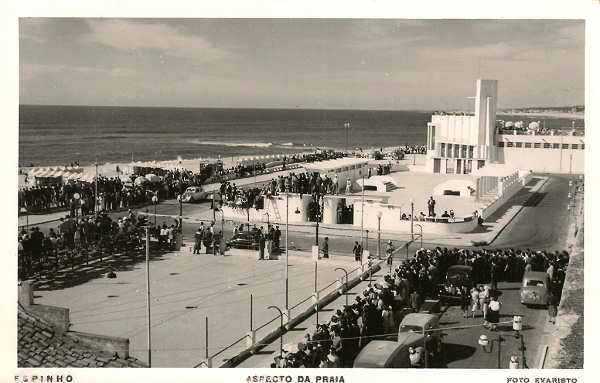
(424, 79), (584, 174)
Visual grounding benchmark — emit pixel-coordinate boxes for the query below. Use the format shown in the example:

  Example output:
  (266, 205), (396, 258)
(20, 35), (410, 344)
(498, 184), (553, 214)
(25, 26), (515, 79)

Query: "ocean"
(18, 105), (582, 167)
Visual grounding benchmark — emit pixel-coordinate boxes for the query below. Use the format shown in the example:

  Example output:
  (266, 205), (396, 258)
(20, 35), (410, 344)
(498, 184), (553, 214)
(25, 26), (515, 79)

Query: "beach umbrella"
(145, 174), (161, 183)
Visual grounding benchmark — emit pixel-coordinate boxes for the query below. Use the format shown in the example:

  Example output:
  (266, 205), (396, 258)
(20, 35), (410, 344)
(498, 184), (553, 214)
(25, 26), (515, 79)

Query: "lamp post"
(314, 196), (323, 246)
(264, 211), (270, 227)
(152, 194), (158, 226)
(335, 267), (349, 307)
(376, 211), (382, 259)
(478, 334), (503, 369)
(415, 223), (423, 248)
(410, 198), (414, 241)
(285, 194), (289, 311)
(178, 157), (183, 233)
(94, 160), (98, 219)
(360, 174), (365, 248)
(145, 226), (152, 367)
(344, 122), (351, 153)
(20, 207), (28, 232)
(267, 305), (284, 360)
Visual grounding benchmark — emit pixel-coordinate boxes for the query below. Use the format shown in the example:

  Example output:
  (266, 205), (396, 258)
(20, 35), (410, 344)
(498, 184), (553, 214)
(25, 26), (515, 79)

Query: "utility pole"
(285, 194), (289, 311)
(145, 227), (152, 367)
(361, 174), (365, 248)
(94, 159), (98, 219)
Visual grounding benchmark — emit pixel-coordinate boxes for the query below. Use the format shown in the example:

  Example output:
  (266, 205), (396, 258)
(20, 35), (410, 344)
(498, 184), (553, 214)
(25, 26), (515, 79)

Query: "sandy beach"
(18, 145), (404, 188)
(498, 111), (584, 120)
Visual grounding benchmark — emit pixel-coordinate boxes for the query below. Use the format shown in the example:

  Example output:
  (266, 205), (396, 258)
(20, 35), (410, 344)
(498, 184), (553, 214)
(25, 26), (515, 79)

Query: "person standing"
(353, 241), (362, 263)
(427, 196), (436, 217)
(470, 287), (479, 319)
(410, 290), (422, 312)
(193, 227), (202, 254)
(258, 232), (265, 260)
(321, 237), (329, 258)
(386, 240), (395, 265)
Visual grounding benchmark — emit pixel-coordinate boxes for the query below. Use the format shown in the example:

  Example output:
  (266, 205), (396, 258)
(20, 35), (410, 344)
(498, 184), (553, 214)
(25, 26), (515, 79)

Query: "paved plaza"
(35, 248), (362, 367)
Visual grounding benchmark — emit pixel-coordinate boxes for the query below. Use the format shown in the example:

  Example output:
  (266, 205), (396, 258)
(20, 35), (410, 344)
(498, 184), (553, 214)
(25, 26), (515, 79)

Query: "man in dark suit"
(410, 290), (422, 312)
(258, 233), (265, 260)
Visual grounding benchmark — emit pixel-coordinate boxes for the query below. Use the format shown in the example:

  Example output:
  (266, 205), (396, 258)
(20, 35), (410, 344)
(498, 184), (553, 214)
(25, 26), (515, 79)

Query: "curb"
(217, 261), (383, 368)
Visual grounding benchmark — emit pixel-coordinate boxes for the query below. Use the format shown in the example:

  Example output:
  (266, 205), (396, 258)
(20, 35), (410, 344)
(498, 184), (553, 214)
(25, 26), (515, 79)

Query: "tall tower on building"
(474, 79), (498, 162)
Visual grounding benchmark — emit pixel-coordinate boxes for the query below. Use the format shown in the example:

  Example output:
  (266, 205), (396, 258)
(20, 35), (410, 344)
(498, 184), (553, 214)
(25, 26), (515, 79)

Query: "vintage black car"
(226, 232), (259, 250)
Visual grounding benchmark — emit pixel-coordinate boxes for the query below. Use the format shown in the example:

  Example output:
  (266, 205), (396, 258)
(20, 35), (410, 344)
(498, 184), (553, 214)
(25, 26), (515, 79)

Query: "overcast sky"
(19, 18), (584, 110)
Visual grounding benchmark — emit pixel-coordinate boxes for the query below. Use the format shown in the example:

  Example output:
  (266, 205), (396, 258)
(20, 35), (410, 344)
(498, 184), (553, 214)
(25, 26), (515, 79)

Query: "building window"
(447, 144), (453, 158)
(553, 143), (560, 149)
(440, 143), (445, 157)
(498, 142), (505, 147)
(582, 144), (585, 149)
(562, 143), (569, 149)
(572, 144), (579, 149)
(468, 146), (474, 158)
(525, 142), (532, 148)
(446, 159), (454, 174)
(477, 160), (485, 169)
(506, 142), (514, 148)
(430, 125), (436, 150)
(515, 142), (523, 148)
(454, 145), (460, 158)
(533, 143), (541, 148)
(461, 145), (467, 158)
(465, 160), (472, 174)
(543, 143), (551, 149)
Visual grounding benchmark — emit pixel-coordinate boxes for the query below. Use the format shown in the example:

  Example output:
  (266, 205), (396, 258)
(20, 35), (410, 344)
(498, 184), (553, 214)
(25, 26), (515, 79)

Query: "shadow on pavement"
(439, 343), (477, 367)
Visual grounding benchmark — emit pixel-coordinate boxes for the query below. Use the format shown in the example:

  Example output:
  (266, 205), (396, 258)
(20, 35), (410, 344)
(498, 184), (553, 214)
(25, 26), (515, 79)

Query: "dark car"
(438, 265), (473, 303)
(226, 232), (259, 250)
(445, 265), (473, 288)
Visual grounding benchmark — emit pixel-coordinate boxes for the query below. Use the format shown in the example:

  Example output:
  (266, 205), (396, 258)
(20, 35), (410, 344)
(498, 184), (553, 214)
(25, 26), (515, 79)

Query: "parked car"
(353, 313), (441, 368)
(226, 232), (259, 250)
(181, 186), (208, 203)
(438, 265), (473, 303)
(520, 271), (551, 306)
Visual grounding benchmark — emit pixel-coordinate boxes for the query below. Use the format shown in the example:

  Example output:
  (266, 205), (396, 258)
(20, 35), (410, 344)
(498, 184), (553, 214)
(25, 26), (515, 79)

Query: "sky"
(19, 18), (585, 110)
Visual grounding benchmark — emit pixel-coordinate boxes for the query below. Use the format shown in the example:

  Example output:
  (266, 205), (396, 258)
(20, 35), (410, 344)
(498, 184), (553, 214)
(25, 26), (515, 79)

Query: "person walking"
(487, 296), (501, 331)
(479, 285), (490, 325)
(470, 287), (479, 319)
(460, 286), (470, 318)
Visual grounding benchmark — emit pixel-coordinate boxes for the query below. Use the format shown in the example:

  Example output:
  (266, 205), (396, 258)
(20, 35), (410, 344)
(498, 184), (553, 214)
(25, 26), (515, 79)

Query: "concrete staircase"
(383, 181), (399, 192)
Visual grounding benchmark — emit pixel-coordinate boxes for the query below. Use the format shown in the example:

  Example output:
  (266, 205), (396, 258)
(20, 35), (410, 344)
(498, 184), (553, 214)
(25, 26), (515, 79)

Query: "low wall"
(26, 304), (70, 334)
(353, 200), (479, 234)
(479, 171), (531, 219)
(221, 193), (312, 224)
(68, 331), (130, 359)
(219, 262), (382, 368)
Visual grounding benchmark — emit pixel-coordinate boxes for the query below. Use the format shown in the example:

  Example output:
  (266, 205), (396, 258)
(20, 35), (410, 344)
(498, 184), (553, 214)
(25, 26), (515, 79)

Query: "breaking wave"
(191, 140), (273, 148)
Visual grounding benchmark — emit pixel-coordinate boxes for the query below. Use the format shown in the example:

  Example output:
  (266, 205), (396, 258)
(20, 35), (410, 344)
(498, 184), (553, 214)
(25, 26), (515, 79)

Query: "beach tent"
(145, 174), (161, 183)
(28, 166), (83, 184)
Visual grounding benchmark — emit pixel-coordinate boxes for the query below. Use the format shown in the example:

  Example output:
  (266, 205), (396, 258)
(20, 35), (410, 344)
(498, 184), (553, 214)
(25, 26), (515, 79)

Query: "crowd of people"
(211, 151), (345, 183)
(272, 246), (569, 368)
(18, 165), (214, 216)
(398, 145), (427, 155)
(17, 210), (148, 280)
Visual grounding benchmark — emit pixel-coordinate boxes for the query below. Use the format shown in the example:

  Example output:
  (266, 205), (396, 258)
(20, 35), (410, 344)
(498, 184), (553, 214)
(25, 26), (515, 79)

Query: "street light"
(360, 174), (365, 248)
(344, 122), (351, 153)
(410, 198), (414, 241)
(478, 334), (503, 369)
(376, 211), (382, 259)
(335, 267), (349, 307)
(152, 194), (158, 226)
(264, 211), (270, 227)
(267, 305), (284, 360)
(414, 223), (423, 248)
